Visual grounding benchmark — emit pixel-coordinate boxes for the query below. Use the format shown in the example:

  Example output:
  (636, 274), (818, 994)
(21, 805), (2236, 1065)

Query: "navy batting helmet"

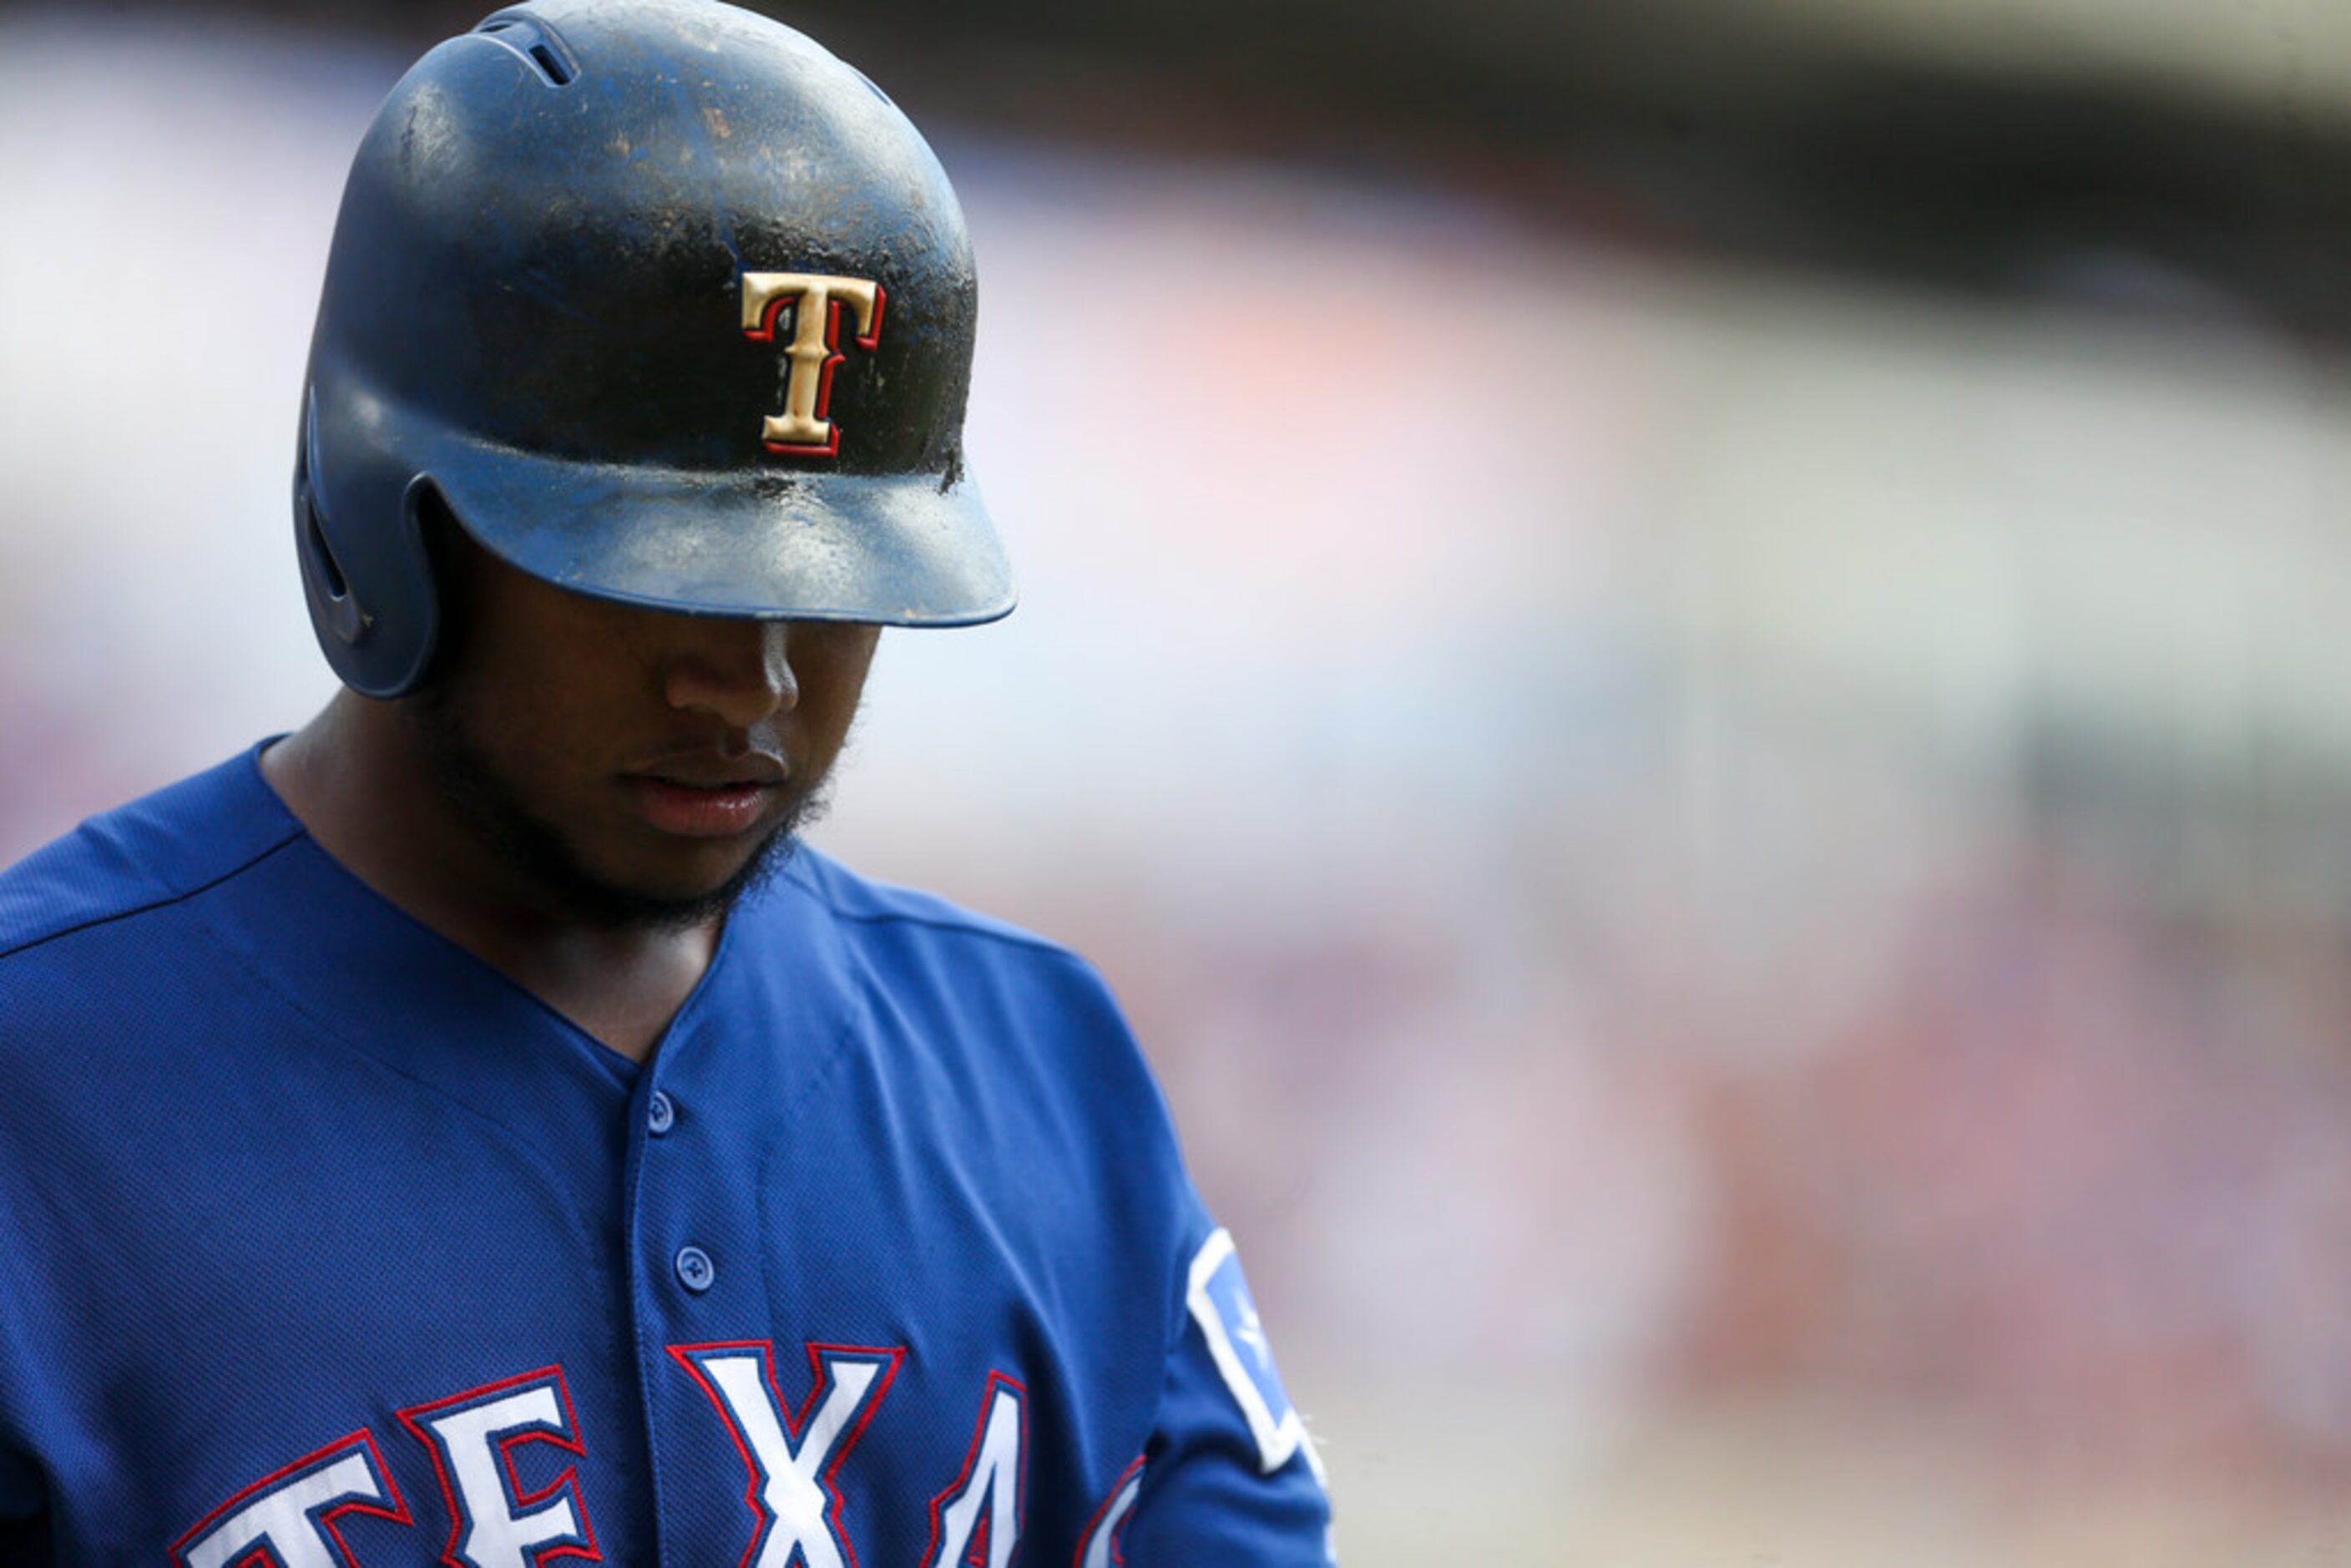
(294, 0), (1013, 698)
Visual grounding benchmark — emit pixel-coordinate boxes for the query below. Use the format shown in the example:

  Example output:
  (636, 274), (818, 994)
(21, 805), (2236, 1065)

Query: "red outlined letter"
(921, 1373), (1027, 1568)
(739, 272), (887, 457)
(396, 1366), (599, 1568)
(171, 1429), (411, 1568)
(669, 1339), (903, 1568)
(1073, 1455), (1145, 1568)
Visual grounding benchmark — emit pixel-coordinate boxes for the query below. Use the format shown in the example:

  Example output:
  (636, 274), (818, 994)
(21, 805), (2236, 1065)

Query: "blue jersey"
(0, 747), (1333, 1565)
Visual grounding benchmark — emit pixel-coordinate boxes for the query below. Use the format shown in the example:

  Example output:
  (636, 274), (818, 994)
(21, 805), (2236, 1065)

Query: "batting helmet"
(294, 0), (1013, 698)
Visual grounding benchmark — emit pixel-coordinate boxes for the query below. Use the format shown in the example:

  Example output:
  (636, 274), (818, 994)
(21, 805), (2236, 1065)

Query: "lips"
(628, 748), (787, 788)
(624, 776), (779, 837)
(621, 751), (790, 838)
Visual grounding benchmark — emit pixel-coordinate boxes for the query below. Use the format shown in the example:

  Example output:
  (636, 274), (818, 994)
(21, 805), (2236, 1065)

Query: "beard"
(402, 687), (832, 934)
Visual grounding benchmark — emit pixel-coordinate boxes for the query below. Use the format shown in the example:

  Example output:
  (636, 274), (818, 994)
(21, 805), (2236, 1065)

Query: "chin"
(561, 829), (801, 933)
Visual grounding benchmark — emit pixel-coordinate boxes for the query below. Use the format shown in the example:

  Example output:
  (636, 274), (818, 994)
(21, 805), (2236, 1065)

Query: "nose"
(660, 617), (797, 729)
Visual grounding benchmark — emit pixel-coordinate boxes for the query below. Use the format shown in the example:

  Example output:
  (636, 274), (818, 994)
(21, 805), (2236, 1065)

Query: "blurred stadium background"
(8, 0), (2351, 1560)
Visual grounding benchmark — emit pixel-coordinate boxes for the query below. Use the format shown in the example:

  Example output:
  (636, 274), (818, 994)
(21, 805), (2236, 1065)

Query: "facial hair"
(402, 687), (833, 933)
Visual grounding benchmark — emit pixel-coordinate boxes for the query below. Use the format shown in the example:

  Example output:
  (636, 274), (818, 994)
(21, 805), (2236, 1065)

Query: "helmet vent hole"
(475, 14), (577, 87)
(527, 42), (574, 86)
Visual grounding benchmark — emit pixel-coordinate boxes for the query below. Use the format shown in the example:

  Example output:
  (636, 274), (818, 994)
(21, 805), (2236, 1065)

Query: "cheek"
(457, 614), (654, 776)
(796, 631), (880, 734)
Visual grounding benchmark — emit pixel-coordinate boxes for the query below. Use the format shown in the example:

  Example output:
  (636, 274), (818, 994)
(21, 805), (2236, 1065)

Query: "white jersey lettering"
(1075, 1459), (1145, 1568)
(397, 1368), (596, 1568)
(922, 1374), (1026, 1568)
(671, 1341), (902, 1568)
(174, 1434), (407, 1568)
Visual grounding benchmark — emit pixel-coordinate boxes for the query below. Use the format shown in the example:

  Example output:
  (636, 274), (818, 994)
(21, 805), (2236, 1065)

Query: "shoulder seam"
(787, 860), (1082, 964)
(0, 825), (306, 966)
(821, 901), (1079, 960)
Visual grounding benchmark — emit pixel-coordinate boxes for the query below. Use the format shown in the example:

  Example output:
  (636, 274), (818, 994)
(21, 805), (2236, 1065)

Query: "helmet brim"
(417, 425), (1015, 628)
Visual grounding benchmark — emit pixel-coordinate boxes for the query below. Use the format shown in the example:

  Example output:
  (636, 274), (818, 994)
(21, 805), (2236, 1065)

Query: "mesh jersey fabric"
(0, 745), (1332, 1563)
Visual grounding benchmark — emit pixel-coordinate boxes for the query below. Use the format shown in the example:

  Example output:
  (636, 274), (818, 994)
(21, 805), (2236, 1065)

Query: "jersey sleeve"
(1109, 1225), (1337, 1565)
(982, 936), (1337, 1564)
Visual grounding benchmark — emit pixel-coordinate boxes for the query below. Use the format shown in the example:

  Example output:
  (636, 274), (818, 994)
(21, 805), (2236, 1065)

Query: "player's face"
(407, 528), (880, 928)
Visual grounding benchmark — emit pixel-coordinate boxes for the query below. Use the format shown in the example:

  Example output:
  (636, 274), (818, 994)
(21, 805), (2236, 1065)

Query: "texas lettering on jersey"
(174, 1348), (1057, 1568)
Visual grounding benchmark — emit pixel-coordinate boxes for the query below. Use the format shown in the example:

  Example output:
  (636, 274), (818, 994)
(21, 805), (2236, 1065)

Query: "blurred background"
(8, 0), (2351, 1560)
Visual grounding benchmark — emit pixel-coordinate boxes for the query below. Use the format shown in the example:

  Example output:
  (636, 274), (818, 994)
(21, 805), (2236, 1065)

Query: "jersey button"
(647, 1090), (675, 1136)
(675, 1244), (715, 1294)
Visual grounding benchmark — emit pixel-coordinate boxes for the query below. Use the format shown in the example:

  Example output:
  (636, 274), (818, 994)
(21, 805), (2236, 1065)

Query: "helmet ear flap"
(295, 395), (369, 649)
(292, 386), (443, 699)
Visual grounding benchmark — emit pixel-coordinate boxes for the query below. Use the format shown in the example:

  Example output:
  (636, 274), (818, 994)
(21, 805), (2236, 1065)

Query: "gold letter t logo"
(741, 272), (887, 457)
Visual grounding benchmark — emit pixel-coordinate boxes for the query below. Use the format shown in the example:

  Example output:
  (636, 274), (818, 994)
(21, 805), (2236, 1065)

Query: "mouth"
(620, 768), (787, 839)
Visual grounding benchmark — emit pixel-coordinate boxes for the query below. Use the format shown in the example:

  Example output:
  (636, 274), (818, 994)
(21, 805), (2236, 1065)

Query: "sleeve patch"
(1185, 1228), (1316, 1478)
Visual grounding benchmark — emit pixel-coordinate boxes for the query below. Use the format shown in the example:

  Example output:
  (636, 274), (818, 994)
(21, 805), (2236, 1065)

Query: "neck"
(260, 694), (719, 1063)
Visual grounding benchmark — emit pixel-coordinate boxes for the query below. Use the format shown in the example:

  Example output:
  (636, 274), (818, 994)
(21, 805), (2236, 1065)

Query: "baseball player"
(0, 2), (1334, 1561)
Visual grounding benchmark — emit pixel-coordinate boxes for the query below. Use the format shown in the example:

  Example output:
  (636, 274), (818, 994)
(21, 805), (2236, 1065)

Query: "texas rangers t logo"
(741, 271), (886, 457)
